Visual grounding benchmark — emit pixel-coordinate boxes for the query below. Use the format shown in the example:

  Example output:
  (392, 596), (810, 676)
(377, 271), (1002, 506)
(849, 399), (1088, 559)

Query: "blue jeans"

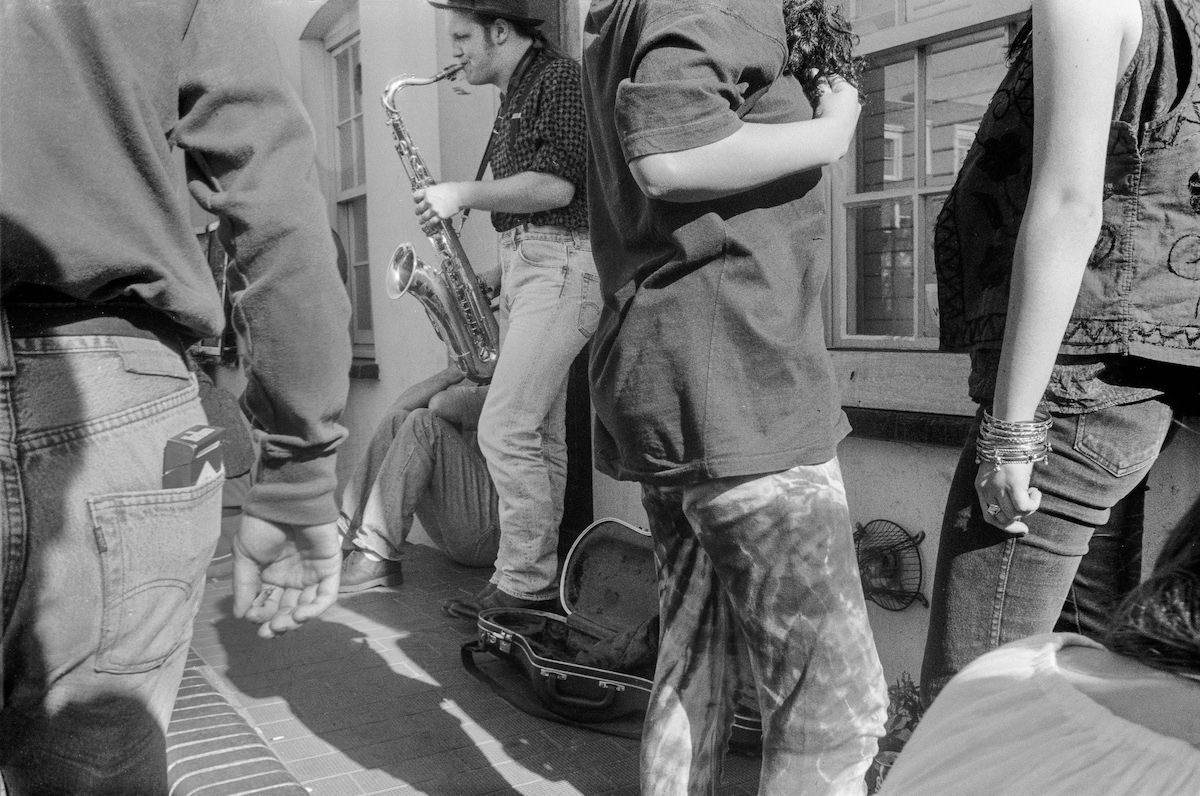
(640, 461), (888, 796)
(340, 402), (499, 567)
(920, 399), (1186, 704)
(478, 225), (600, 600)
(0, 329), (223, 793)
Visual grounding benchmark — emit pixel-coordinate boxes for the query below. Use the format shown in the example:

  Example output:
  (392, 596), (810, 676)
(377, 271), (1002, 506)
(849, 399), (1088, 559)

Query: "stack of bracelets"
(975, 408), (1053, 466)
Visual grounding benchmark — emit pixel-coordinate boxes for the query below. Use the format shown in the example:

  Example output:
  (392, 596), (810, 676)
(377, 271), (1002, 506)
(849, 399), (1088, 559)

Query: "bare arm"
(390, 365), (467, 414)
(428, 384), (489, 430)
(628, 76), (861, 203)
(978, 0), (1142, 533)
(415, 171), (574, 223)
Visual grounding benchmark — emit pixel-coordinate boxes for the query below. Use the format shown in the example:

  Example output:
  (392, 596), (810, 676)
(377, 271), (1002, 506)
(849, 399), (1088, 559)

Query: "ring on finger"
(986, 503), (1002, 517)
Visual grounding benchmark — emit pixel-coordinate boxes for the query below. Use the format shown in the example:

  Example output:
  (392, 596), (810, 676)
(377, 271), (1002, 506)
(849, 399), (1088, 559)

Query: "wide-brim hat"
(427, 0), (544, 25)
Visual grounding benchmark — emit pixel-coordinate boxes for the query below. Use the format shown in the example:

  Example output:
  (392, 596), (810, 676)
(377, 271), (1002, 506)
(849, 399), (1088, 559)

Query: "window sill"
(831, 350), (975, 417)
(845, 406), (973, 448)
(831, 349), (976, 446)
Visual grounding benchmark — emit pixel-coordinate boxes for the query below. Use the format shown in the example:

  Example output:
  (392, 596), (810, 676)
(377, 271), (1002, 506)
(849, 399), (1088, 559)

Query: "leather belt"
(3, 295), (188, 351)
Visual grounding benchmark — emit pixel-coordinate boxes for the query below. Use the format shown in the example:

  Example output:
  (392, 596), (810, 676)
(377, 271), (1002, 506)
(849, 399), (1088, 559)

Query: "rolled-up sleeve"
(615, 5), (785, 160)
(528, 60), (589, 188)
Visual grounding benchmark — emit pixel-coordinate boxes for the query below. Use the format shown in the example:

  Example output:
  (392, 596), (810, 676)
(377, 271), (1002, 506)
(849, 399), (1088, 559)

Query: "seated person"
(879, 508), (1200, 795)
(338, 365), (499, 592)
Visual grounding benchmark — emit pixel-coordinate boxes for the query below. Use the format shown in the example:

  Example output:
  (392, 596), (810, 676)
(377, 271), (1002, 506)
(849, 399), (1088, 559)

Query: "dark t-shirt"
(582, 0), (849, 485)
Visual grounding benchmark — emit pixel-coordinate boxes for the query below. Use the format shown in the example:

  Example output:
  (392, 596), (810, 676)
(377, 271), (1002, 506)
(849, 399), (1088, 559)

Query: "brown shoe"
(338, 550), (403, 593)
(442, 584), (558, 620)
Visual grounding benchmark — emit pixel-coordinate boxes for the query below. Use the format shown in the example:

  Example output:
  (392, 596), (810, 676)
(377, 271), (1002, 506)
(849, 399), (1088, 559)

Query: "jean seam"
(988, 537), (1017, 646)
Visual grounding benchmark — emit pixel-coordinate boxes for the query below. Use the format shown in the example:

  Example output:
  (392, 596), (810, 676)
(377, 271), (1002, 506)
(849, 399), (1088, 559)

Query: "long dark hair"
(1105, 501), (1200, 680)
(783, 0), (866, 98)
(1008, 14), (1034, 65)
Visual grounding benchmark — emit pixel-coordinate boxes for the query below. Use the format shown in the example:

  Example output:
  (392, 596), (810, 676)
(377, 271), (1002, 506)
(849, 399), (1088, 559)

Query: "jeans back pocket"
(88, 472), (223, 674)
(1072, 401), (1174, 478)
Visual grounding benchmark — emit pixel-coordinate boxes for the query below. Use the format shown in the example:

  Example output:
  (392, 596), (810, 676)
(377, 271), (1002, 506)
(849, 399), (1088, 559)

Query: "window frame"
(827, 2), (1030, 416)
(327, 22), (375, 357)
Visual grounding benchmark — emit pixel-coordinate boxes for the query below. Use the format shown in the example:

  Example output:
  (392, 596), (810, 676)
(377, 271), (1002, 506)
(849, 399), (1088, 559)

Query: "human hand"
(413, 183), (465, 226)
(438, 364), (468, 387)
(429, 383), (488, 429)
(232, 514), (341, 639)
(974, 461), (1042, 536)
(811, 74), (861, 134)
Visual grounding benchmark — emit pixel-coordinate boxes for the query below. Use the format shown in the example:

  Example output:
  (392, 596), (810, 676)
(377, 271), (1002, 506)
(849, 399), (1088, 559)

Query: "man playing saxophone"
(418, 0), (599, 618)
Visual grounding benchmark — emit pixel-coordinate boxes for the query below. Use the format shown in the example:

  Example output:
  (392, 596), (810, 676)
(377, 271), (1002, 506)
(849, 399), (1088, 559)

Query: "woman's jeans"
(340, 403), (499, 568)
(921, 398), (1187, 704)
(0, 330), (222, 793)
(640, 460), (888, 796)
(478, 225), (600, 600)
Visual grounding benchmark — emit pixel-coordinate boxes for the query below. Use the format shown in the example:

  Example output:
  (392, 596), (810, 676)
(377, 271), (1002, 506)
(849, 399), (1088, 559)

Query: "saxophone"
(382, 64), (500, 384)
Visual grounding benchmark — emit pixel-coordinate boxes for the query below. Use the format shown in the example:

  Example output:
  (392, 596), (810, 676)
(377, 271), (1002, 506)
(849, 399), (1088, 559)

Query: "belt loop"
(0, 306), (14, 378)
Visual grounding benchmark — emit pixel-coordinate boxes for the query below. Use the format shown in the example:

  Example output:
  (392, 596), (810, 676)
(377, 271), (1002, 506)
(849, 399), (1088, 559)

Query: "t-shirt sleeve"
(527, 60), (588, 188)
(615, 6), (786, 161)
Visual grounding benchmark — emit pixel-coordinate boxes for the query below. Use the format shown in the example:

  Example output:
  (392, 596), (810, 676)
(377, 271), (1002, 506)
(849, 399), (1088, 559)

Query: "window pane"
(850, 0), (897, 34)
(351, 196), (368, 263)
(925, 30), (1009, 186)
(353, 117), (366, 186)
(856, 55), (915, 192)
(350, 43), (362, 115)
(354, 263), (373, 332)
(340, 196), (372, 338)
(338, 123), (354, 191)
(848, 200), (915, 336)
(921, 193), (949, 338)
(335, 49), (351, 121)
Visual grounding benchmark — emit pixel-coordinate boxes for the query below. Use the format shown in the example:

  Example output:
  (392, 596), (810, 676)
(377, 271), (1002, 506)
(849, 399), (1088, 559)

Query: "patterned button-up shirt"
(490, 47), (589, 233)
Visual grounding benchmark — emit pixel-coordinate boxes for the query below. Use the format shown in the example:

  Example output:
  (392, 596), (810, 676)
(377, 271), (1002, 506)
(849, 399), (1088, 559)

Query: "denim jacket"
(936, 0), (1200, 408)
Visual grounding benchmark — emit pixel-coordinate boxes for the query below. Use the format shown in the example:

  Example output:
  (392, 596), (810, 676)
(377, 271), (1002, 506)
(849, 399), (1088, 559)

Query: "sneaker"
(338, 550), (403, 593)
(442, 583), (558, 620)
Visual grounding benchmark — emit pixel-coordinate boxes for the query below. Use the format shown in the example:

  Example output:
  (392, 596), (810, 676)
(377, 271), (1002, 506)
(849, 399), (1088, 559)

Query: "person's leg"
(1, 334), (221, 793)
(682, 461), (887, 796)
(416, 422), (499, 568)
(921, 399), (1175, 704)
(1055, 477), (1145, 637)
(477, 228), (600, 600)
(639, 484), (740, 796)
(338, 398), (414, 538)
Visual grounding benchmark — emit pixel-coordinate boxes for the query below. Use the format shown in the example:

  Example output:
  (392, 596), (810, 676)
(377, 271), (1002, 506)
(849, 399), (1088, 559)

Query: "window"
(331, 35), (373, 354)
(847, 0), (1013, 34)
(882, 125), (905, 181)
(833, 25), (1013, 348)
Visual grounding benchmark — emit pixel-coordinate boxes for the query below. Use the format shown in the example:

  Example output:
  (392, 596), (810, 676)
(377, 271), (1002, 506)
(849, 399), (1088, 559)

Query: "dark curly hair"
(783, 0), (866, 99)
(1105, 500), (1200, 681)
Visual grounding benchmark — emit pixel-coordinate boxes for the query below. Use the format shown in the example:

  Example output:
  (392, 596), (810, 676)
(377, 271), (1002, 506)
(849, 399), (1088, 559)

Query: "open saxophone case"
(460, 517), (763, 747)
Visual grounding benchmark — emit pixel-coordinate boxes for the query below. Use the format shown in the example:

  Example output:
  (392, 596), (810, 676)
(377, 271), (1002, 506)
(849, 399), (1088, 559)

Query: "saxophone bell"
(386, 243), (417, 299)
(382, 65), (499, 385)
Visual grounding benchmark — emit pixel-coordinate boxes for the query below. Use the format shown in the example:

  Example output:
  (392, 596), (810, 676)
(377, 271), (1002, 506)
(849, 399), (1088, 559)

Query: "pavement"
(190, 529), (762, 795)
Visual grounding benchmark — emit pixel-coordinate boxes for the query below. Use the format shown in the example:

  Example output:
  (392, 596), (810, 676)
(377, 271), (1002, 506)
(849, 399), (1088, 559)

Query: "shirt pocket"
(88, 471), (224, 674)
